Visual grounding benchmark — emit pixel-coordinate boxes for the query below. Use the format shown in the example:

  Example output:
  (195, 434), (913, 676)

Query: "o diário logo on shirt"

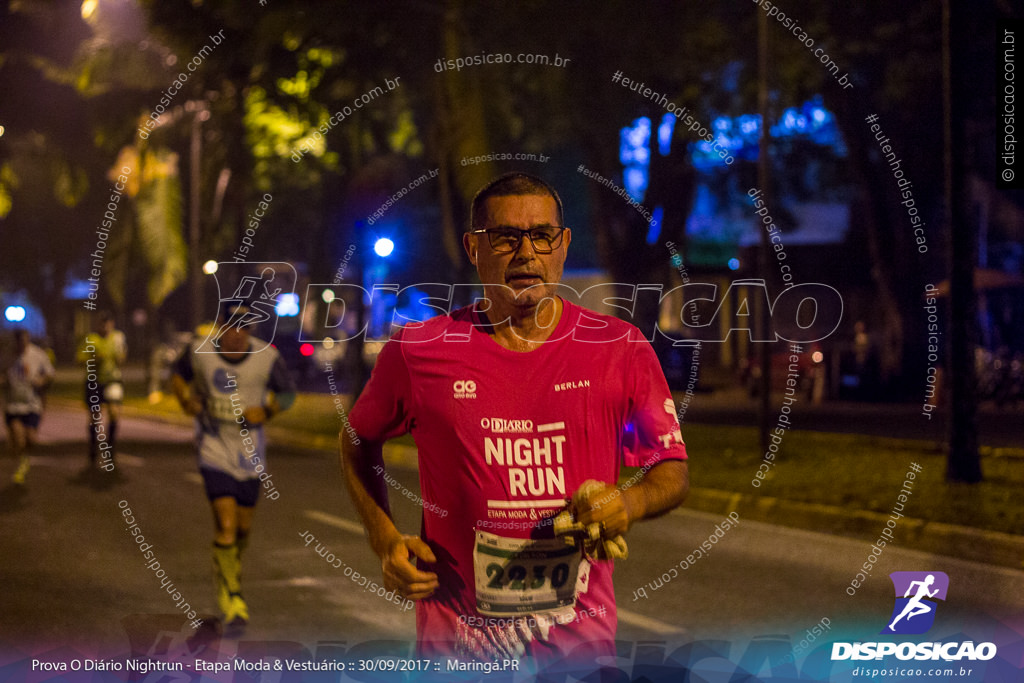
(453, 379), (477, 399)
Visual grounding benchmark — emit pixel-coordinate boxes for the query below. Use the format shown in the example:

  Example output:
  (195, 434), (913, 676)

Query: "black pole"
(757, 7), (772, 454)
(944, 0), (981, 482)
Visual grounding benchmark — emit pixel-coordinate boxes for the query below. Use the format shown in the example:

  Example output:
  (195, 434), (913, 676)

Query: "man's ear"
(463, 232), (478, 265)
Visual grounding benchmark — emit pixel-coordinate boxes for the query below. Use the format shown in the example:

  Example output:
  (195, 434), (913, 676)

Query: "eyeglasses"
(469, 226), (567, 254)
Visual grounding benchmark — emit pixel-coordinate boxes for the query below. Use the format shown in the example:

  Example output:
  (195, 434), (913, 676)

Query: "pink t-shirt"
(349, 299), (687, 664)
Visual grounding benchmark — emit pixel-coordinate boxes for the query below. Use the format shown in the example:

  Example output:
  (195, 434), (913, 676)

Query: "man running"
(172, 303), (296, 630)
(888, 574), (939, 631)
(2, 330), (55, 484)
(76, 311), (127, 470)
(341, 172), (689, 672)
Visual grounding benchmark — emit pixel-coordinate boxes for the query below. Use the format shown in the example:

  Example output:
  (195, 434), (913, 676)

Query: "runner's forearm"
(340, 435), (402, 558)
(621, 459), (689, 523)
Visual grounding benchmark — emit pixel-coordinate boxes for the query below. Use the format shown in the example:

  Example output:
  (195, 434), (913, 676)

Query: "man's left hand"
(573, 484), (640, 538)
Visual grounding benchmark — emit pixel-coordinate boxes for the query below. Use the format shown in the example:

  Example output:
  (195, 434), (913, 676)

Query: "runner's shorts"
(5, 412), (41, 429)
(200, 467), (260, 507)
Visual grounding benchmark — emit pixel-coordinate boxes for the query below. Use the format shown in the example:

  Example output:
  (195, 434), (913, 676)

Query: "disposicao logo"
(831, 571), (997, 663)
(882, 571), (948, 635)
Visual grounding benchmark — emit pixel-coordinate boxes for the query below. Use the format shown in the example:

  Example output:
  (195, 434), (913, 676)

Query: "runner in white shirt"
(2, 330), (55, 485)
(172, 303), (296, 630)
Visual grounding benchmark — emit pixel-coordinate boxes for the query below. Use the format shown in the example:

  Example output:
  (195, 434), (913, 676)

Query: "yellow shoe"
(12, 457), (29, 485)
(213, 543), (240, 618)
(228, 594), (249, 625)
(217, 580), (232, 618)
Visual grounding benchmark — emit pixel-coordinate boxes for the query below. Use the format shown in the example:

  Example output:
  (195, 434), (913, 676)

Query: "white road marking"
(616, 607), (686, 635)
(303, 510), (366, 535)
(252, 576), (320, 587)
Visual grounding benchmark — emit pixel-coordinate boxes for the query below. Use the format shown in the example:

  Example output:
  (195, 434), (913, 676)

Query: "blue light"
(374, 237), (395, 258)
(782, 108), (799, 130)
(4, 306), (25, 322)
(620, 117), (651, 202)
(62, 279), (93, 300)
(739, 114), (760, 136)
(646, 205), (663, 245)
(658, 114), (675, 156)
(690, 99), (844, 169)
(728, 258), (740, 271)
(275, 293), (300, 317)
(670, 254), (683, 268)
(624, 168), (648, 203)
(620, 117), (650, 160)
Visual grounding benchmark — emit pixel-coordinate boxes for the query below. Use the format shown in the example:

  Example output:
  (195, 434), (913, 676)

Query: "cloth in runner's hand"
(552, 480), (628, 561)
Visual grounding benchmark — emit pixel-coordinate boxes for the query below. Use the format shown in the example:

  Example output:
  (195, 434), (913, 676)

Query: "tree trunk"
(944, 0), (981, 482)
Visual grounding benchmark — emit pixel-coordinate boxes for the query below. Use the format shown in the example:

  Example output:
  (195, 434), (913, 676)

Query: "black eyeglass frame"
(468, 226), (568, 254)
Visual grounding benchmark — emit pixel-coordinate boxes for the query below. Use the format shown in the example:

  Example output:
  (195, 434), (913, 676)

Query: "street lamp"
(373, 237), (395, 258)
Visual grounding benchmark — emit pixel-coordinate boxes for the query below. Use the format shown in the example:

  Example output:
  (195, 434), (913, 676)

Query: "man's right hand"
(381, 535), (439, 600)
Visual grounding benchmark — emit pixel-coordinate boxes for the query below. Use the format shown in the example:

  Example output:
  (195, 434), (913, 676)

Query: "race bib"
(207, 394), (240, 422)
(472, 529), (581, 617)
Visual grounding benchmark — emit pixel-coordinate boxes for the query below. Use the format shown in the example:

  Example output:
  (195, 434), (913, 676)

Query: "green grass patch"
(635, 425), (1023, 537)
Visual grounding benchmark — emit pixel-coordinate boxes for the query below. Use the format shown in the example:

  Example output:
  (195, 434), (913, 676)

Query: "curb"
(682, 488), (1024, 571)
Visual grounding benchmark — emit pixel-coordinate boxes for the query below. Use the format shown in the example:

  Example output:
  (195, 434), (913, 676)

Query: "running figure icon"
(210, 267), (281, 348)
(888, 574), (939, 631)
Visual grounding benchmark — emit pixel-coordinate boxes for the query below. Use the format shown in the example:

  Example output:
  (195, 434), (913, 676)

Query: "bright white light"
(374, 238), (395, 258)
(202, 260), (219, 275)
(275, 292), (300, 317)
(4, 306), (26, 322)
(321, 288), (335, 303)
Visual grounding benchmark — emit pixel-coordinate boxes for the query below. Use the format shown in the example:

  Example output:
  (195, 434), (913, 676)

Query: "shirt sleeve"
(268, 354), (297, 396)
(622, 339), (688, 468)
(348, 333), (414, 442)
(35, 347), (55, 379)
(267, 353), (297, 411)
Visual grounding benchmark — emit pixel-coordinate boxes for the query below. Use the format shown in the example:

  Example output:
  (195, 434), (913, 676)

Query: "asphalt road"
(0, 406), (1020, 680)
